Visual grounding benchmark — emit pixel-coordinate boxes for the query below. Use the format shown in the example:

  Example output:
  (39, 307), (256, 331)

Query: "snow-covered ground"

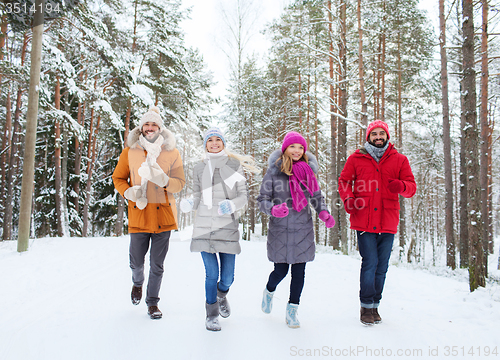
(1, 228), (499, 360)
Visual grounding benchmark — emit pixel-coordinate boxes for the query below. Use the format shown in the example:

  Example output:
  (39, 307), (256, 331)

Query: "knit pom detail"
(149, 106), (161, 115)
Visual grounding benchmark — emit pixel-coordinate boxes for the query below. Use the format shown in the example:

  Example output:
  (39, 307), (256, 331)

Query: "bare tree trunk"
(458, 0), (468, 268)
(73, 100), (84, 214)
(0, 15), (7, 91)
(357, 0), (368, 136)
(54, 76), (63, 237)
(0, 90), (12, 214)
(18, 4), (44, 251)
(82, 109), (101, 237)
(82, 107), (97, 237)
(380, 0), (386, 122)
(440, 0), (456, 269)
(338, 0), (348, 254)
(463, 0), (485, 291)
(480, 0), (491, 263)
(2, 88), (22, 240)
(73, 65), (86, 218)
(61, 101), (70, 236)
(3, 32), (28, 240)
(115, 96), (131, 236)
(327, 0), (339, 249)
(396, 32), (407, 261)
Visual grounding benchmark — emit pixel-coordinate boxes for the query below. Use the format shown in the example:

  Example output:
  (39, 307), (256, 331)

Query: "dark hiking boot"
(148, 305), (162, 320)
(360, 307), (374, 326)
(131, 286), (142, 305)
(217, 286), (231, 318)
(372, 308), (382, 324)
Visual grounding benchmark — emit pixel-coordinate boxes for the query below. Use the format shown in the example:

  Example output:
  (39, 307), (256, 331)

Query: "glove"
(218, 199), (236, 215)
(138, 163), (170, 188)
(179, 198), (194, 213)
(388, 179), (405, 194)
(318, 211), (335, 228)
(271, 203), (289, 218)
(124, 185), (142, 202)
(344, 198), (356, 214)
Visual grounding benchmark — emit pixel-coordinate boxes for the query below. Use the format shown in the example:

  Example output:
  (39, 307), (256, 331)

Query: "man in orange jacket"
(338, 120), (416, 326)
(113, 106), (185, 319)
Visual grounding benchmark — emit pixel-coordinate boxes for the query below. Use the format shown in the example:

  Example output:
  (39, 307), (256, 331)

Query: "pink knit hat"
(282, 131), (307, 153)
(366, 120), (390, 141)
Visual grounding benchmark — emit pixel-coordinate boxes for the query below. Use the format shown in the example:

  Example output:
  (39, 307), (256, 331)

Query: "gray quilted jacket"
(190, 157), (247, 254)
(257, 149), (328, 264)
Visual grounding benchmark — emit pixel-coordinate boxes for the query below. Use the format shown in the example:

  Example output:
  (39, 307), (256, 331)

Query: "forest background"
(0, 0), (498, 292)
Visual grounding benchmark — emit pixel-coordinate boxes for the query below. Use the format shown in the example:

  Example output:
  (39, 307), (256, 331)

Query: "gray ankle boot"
(205, 302), (221, 331)
(217, 287), (231, 318)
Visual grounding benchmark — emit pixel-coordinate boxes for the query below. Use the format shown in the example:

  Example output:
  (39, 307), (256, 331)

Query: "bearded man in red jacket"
(338, 120), (416, 326)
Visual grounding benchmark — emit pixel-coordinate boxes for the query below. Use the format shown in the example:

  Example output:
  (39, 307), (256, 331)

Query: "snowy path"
(1, 234), (499, 360)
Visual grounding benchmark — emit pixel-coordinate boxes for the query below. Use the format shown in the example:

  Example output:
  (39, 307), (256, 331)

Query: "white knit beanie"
(139, 106), (164, 130)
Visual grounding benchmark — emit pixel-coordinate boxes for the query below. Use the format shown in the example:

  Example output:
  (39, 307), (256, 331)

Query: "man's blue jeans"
(357, 231), (394, 308)
(201, 252), (236, 305)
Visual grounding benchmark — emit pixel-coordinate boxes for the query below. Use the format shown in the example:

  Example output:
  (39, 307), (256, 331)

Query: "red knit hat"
(366, 120), (390, 141)
(282, 131), (307, 153)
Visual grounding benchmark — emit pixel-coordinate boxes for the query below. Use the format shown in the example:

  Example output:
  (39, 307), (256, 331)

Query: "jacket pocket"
(382, 199), (400, 229)
(128, 203), (145, 228)
(159, 202), (176, 227)
(350, 196), (370, 229)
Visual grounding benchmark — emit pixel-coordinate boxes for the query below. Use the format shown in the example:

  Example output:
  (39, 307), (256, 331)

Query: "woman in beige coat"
(180, 127), (258, 331)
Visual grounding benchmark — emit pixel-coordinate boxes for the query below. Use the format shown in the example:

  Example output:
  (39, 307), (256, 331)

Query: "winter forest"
(0, 0), (499, 292)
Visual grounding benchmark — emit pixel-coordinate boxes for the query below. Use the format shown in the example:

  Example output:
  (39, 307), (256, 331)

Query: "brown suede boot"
(131, 286), (142, 305)
(148, 305), (162, 320)
(360, 307), (374, 325)
(372, 308), (382, 324)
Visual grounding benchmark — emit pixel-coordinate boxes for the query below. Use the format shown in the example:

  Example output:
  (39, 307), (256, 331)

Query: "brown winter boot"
(372, 308), (382, 324)
(360, 307), (374, 326)
(131, 286), (142, 305)
(148, 305), (162, 320)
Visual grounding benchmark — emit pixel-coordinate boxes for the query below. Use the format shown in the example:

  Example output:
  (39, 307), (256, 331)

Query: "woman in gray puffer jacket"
(258, 131), (335, 328)
(180, 127), (258, 332)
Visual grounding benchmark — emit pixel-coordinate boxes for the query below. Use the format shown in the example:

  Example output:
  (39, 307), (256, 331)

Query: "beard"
(369, 139), (388, 148)
(142, 129), (160, 143)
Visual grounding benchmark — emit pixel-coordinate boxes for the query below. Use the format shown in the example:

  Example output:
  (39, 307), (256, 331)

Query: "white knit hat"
(139, 106), (164, 129)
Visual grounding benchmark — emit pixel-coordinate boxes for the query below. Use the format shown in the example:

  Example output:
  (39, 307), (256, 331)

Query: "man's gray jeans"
(129, 231), (171, 306)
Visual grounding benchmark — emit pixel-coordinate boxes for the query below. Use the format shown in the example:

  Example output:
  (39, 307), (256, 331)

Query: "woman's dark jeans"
(266, 262), (306, 305)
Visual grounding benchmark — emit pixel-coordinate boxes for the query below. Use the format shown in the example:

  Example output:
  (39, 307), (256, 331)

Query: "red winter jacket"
(338, 143), (416, 234)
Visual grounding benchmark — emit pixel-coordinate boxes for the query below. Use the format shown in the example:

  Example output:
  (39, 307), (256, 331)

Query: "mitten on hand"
(218, 199), (236, 215)
(271, 202), (289, 218)
(138, 163), (169, 187)
(124, 185), (142, 202)
(136, 197), (147, 210)
(318, 210), (335, 228)
(344, 198), (356, 214)
(179, 198), (194, 213)
(388, 179), (405, 194)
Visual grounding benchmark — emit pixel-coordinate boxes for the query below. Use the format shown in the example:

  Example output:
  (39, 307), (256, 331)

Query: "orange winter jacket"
(112, 128), (185, 233)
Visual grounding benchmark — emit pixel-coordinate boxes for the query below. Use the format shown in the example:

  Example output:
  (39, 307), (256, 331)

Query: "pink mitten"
(318, 211), (335, 228)
(271, 203), (289, 218)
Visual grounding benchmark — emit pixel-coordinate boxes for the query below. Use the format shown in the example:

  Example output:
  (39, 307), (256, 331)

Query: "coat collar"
(357, 142), (396, 160)
(127, 126), (176, 151)
(267, 149), (319, 176)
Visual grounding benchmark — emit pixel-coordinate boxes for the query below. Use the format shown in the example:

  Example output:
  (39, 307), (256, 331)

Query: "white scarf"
(202, 150), (246, 209)
(136, 134), (164, 207)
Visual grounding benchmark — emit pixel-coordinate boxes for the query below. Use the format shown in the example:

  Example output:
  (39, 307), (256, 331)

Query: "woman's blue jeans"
(357, 231), (394, 308)
(201, 252), (236, 305)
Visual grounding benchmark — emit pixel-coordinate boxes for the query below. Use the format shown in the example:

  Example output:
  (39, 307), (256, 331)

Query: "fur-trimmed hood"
(267, 149), (319, 176)
(126, 126), (176, 151)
